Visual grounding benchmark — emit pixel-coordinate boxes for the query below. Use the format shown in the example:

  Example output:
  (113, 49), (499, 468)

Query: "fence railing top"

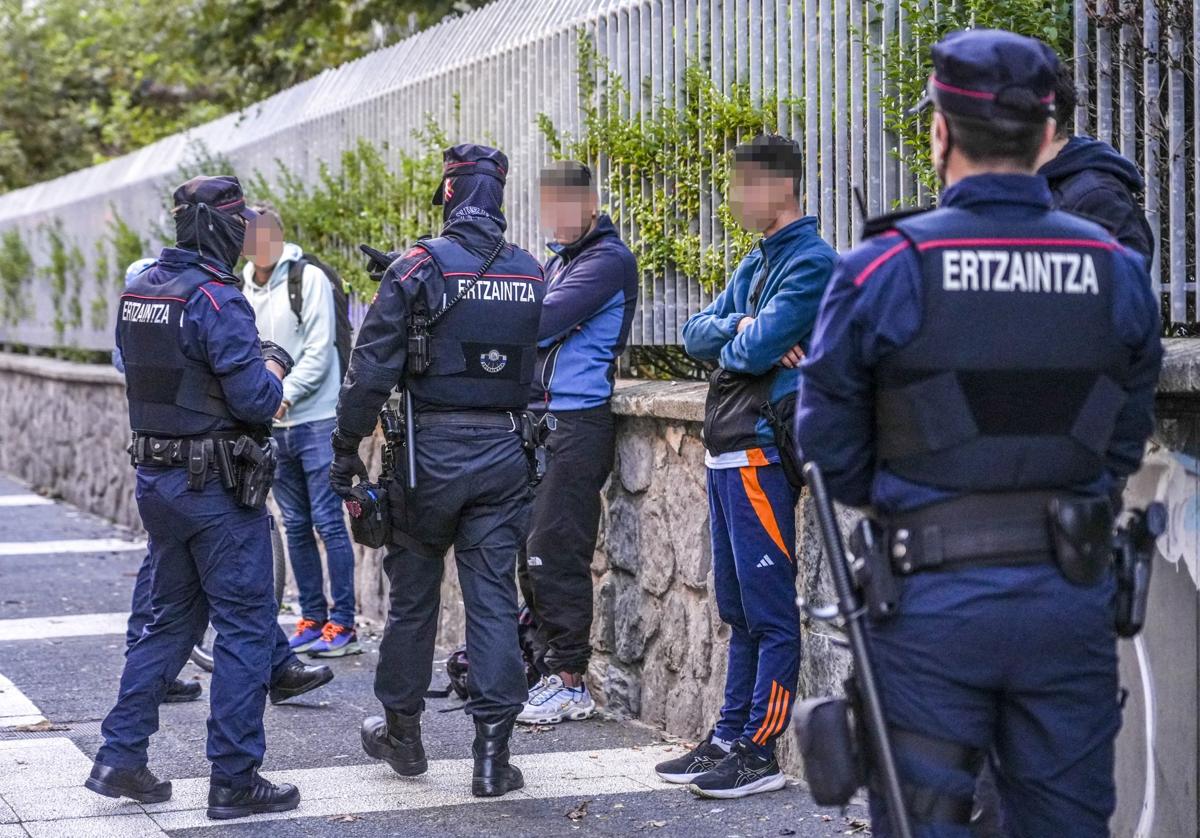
(0, 0), (643, 224)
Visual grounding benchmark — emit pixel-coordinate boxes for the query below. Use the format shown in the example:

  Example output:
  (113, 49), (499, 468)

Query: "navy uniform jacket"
(115, 247), (283, 437)
(795, 174), (1162, 513)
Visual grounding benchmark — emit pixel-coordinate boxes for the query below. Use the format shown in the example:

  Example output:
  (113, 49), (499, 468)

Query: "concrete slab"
(0, 738), (93, 794)
(22, 814), (166, 838)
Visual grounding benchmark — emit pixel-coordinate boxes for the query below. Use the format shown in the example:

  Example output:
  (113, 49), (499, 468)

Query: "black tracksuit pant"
(518, 404), (615, 677)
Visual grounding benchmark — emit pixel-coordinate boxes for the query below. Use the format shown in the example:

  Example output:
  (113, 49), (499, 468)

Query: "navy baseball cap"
(909, 29), (1059, 123)
(172, 175), (258, 221)
(433, 144), (509, 205)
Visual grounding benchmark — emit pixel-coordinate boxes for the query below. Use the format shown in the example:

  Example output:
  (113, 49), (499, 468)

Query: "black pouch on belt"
(187, 438), (213, 491)
(793, 680), (867, 806)
(1047, 496), (1114, 586)
(345, 482), (391, 548)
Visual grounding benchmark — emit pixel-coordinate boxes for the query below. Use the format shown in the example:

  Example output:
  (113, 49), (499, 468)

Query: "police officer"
(331, 145), (546, 797)
(795, 31), (1163, 836)
(86, 176), (333, 821)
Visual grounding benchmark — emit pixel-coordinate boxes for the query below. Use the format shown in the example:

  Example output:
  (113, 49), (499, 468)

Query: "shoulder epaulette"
(861, 206), (933, 241)
(197, 262), (241, 286)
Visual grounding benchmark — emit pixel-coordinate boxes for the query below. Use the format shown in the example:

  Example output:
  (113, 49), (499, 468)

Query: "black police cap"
(909, 29), (1059, 123)
(432, 144), (509, 206)
(172, 175), (257, 221)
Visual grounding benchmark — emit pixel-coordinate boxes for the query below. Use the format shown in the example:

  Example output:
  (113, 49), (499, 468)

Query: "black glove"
(330, 428), (367, 499)
(359, 244), (399, 283)
(260, 340), (295, 377)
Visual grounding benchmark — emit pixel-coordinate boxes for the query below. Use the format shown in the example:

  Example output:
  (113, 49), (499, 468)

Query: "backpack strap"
(287, 259), (306, 325)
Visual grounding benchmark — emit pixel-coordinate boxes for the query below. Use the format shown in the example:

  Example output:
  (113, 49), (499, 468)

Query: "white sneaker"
(516, 675), (596, 725)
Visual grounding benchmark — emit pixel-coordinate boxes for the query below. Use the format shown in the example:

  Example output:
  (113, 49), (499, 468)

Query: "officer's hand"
(779, 344), (806, 369)
(359, 244), (398, 283)
(736, 316), (755, 334)
(330, 429), (368, 499)
(261, 340), (295, 377)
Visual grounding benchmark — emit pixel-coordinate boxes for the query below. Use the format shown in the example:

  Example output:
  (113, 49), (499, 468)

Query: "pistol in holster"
(230, 436), (277, 509)
(1112, 502), (1166, 637)
(849, 518), (902, 621)
(519, 411), (557, 488)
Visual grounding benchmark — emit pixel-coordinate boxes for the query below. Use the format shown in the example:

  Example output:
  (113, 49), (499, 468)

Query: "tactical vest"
(410, 237), (545, 411)
(119, 264), (235, 437)
(875, 207), (1130, 492)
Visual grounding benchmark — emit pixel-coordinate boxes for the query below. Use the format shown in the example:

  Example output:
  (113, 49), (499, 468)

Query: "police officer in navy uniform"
(796, 31), (1163, 836)
(87, 176), (333, 821)
(331, 145), (546, 797)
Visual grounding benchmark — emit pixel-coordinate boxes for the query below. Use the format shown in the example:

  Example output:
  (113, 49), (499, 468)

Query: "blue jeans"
(273, 417), (357, 627)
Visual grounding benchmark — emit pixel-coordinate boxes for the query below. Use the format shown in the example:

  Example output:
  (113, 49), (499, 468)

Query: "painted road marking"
(0, 539), (146, 557)
(0, 743), (673, 833)
(0, 496), (54, 508)
(0, 612), (300, 642)
(0, 673), (45, 728)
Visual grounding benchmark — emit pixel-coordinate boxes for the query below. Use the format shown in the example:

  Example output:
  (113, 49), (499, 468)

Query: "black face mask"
(175, 204), (246, 270)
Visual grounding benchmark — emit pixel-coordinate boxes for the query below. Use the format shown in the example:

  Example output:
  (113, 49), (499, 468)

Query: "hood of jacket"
(1039, 135), (1145, 193)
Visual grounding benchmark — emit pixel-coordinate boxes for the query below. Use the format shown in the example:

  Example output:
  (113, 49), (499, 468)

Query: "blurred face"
(729, 163), (794, 232)
(244, 213), (284, 268)
(539, 184), (597, 245)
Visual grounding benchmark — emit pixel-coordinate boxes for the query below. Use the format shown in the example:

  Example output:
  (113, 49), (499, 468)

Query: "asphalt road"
(0, 474), (868, 837)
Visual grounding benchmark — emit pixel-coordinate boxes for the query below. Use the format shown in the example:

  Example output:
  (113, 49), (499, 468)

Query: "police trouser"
(98, 467), (279, 788)
(517, 403), (615, 676)
(125, 549), (297, 680)
(866, 562), (1120, 838)
(374, 421), (533, 724)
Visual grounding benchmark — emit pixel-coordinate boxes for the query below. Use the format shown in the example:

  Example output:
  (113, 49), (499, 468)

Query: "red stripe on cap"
(932, 77), (996, 100)
(213, 199), (245, 210)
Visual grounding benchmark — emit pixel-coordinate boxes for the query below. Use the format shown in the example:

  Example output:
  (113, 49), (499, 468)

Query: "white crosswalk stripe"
(0, 672), (46, 729)
(0, 539), (146, 557)
(0, 611), (300, 642)
(0, 495), (54, 508)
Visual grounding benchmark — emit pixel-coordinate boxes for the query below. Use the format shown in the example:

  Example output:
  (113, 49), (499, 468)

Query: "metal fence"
(0, 0), (1193, 352)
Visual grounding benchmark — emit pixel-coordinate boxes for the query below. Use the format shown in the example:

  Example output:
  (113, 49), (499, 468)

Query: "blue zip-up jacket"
(530, 214), (639, 411)
(796, 174), (1162, 513)
(682, 216), (836, 452)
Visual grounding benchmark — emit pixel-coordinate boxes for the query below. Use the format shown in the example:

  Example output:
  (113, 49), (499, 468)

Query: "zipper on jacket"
(542, 340), (565, 404)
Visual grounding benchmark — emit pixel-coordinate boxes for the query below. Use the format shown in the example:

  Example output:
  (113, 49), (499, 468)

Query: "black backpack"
(286, 255), (352, 379)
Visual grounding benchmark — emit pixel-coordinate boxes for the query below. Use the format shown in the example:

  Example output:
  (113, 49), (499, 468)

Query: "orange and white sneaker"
(288, 618), (323, 653)
(307, 621), (362, 658)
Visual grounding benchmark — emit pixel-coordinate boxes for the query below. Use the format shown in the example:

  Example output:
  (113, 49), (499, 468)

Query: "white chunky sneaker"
(516, 675), (596, 725)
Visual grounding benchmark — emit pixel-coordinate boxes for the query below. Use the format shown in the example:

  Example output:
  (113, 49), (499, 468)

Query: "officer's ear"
(930, 112), (951, 171)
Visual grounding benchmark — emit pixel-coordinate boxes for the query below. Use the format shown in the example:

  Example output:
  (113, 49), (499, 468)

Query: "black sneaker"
(654, 731), (729, 784)
(207, 771), (300, 820)
(687, 739), (788, 799)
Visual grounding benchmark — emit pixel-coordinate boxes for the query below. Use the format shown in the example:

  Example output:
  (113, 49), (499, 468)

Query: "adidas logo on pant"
(756, 555), (775, 568)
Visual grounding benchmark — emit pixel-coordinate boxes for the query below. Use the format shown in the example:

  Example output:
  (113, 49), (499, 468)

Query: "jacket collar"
(758, 216), (821, 262)
(940, 173), (1053, 212)
(547, 213), (620, 263)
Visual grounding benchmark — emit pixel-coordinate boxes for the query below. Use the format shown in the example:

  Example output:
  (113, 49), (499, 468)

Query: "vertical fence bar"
(1143, 0), (1162, 302)
(1095, 0), (1113, 144)
(833, 0), (849, 249)
(1167, 14), (1185, 324)
(849, 0), (864, 242)
(819, 0), (833, 236)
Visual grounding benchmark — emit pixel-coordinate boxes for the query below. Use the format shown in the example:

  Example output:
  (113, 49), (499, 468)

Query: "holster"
(231, 436), (277, 509)
(793, 679), (866, 806)
(849, 518), (901, 620)
(1047, 496), (1114, 586)
(345, 481), (391, 548)
(1113, 502), (1166, 637)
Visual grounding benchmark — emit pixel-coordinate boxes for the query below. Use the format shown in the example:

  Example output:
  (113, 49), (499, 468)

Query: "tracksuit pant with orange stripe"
(707, 460), (801, 757)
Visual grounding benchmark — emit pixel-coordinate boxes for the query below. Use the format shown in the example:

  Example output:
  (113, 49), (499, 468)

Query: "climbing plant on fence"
(0, 230), (32, 325)
(41, 218), (86, 342)
(539, 32), (796, 293)
(875, 0), (1073, 195)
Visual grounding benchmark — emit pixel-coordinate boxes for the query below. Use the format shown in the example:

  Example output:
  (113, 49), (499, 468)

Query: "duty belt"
(128, 433), (244, 470)
(884, 492), (1061, 574)
(415, 410), (518, 431)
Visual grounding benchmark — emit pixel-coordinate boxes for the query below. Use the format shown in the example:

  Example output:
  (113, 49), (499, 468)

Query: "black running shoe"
(687, 739), (788, 799)
(654, 731), (729, 784)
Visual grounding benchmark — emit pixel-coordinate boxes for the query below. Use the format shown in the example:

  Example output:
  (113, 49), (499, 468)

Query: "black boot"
(269, 659), (334, 704)
(361, 709), (427, 776)
(163, 678), (202, 704)
(207, 771), (300, 820)
(471, 717), (523, 798)
(85, 762), (172, 804)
